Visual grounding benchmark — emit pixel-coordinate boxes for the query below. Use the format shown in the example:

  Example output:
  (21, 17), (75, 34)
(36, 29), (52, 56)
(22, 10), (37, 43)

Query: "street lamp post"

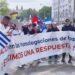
(73, 0), (75, 25)
(40, 4), (46, 19)
(58, 0), (60, 25)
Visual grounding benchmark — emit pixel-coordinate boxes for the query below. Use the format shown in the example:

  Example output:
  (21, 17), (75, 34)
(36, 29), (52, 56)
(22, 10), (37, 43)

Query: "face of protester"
(38, 22), (43, 27)
(11, 24), (17, 30)
(65, 20), (70, 26)
(28, 25), (33, 31)
(33, 26), (36, 30)
(46, 24), (51, 30)
(52, 24), (57, 28)
(24, 25), (28, 28)
(16, 27), (19, 30)
(2, 18), (10, 27)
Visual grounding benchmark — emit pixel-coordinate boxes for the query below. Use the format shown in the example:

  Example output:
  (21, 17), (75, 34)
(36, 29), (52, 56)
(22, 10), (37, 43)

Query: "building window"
(68, 0), (71, 3)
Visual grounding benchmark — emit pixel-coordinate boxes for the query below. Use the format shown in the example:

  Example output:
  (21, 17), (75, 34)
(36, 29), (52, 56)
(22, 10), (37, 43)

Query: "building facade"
(52, 0), (75, 24)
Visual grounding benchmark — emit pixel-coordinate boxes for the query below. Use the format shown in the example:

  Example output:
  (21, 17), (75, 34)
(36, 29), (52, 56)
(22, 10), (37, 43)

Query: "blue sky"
(7, 0), (52, 10)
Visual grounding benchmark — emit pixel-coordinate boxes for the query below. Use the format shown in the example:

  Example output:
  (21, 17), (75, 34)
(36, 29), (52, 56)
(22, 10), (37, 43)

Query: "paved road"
(13, 62), (75, 75)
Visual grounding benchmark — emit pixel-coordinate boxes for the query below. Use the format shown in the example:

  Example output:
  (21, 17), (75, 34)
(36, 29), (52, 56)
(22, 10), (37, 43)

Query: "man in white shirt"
(0, 16), (11, 75)
(11, 24), (23, 36)
(0, 16), (11, 35)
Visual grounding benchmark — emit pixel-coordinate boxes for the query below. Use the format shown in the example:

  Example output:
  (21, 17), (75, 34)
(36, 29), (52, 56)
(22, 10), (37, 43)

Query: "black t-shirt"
(62, 25), (75, 31)
(47, 27), (59, 32)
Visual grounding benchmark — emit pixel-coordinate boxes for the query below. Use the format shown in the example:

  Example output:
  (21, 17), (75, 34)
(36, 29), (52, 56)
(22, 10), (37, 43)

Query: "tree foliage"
(20, 6), (52, 21)
(0, 0), (9, 15)
(20, 8), (38, 21)
(38, 6), (52, 19)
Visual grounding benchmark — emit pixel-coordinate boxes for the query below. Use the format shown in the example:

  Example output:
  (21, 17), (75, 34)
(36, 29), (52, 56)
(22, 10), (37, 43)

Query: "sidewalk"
(13, 61), (75, 75)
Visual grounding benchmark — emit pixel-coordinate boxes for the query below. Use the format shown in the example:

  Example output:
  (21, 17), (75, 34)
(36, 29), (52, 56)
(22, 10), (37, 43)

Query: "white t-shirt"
(0, 23), (10, 35)
(12, 30), (23, 36)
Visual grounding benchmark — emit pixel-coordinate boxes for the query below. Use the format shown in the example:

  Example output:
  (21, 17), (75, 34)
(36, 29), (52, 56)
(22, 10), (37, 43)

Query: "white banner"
(0, 31), (75, 74)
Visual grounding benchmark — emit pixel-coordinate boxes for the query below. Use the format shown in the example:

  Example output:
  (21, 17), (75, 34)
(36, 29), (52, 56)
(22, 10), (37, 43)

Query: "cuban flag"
(0, 31), (10, 49)
(32, 16), (50, 32)
(36, 16), (43, 22)
(32, 16), (39, 24)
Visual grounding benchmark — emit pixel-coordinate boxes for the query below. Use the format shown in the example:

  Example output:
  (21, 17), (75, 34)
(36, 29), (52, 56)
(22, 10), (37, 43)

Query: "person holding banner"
(29, 23), (44, 66)
(61, 19), (75, 64)
(0, 16), (11, 75)
(37, 21), (44, 32)
(22, 24), (29, 35)
(46, 23), (52, 32)
(0, 16), (11, 35)
(29, 23), (40, 34)
(47, 22), (59, 64)
(11, 24), (23, 36)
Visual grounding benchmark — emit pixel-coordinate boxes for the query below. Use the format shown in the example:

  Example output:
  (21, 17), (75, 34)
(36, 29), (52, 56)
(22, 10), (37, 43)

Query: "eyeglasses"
(65, 21), (69, 22)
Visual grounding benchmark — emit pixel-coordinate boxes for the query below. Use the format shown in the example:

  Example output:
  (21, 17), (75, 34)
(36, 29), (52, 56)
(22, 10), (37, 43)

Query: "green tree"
(20, 8), (38, 21)
(38, 6), (52, 19)
(0, 0), (9, 15)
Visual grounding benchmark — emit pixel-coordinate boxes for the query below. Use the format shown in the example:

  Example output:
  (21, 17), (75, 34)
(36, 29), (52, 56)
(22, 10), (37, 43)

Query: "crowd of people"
(0, 16), (75, 75)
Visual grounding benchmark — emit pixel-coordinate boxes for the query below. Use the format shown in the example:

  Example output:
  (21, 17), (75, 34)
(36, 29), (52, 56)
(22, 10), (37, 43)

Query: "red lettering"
(52, 45), (57, 50)
(3, 57), (9, 66)
(62, 43), (66, 48)
(9, 54), (18, 60)
(17, 52), (23, 59)
(24, 49), (35, 56)
(0, 48), (7, 55)
(40, 47), (44, 52)
(44, 46), (48, 51)
(31, 49), (35, 55)
(57, 44), (61, 49)
(36, 48), (40, 53)
(48, 45), (51, 50)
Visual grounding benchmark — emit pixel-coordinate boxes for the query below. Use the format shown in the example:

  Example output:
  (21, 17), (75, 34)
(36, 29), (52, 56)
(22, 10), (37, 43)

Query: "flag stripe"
(0, 35), (10, 43)
(0, 37), (8, 45)
(0, 43), (5, 48)
(0, 31), (10, 49)
(0, 41), (6, 47)
(0, 31), (10, 42)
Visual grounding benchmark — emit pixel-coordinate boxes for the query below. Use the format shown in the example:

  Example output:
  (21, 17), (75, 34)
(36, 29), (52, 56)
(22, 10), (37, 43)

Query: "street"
(13, 62), (75, 75)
